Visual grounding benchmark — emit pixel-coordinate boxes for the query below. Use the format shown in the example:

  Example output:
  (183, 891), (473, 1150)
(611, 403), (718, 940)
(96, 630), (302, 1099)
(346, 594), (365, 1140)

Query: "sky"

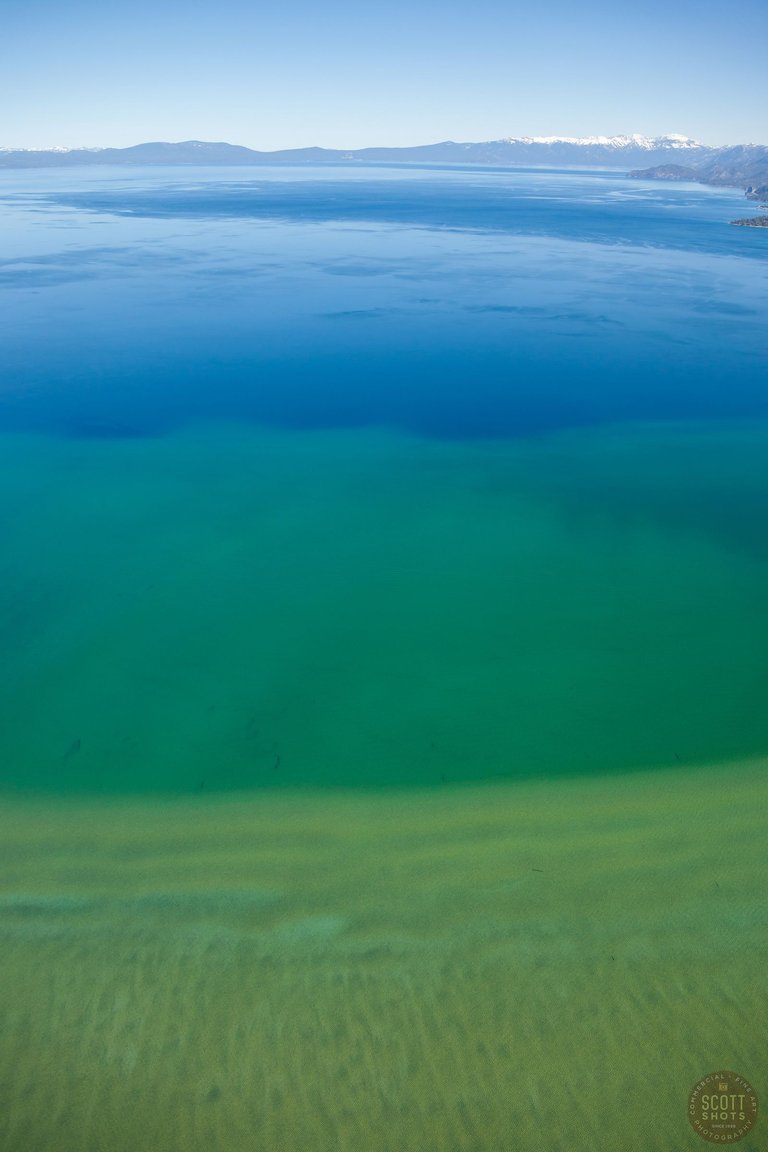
(3, 0), (767, 150)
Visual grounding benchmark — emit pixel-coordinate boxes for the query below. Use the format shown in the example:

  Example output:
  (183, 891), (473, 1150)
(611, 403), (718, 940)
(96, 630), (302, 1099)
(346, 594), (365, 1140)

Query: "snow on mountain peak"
(497, 134), (704, 150)
(0, 145), (105, 153)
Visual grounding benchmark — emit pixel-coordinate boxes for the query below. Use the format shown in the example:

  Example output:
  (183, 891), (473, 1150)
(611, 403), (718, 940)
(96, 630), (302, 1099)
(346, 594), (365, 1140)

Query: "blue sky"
(4, 0), (766, 149)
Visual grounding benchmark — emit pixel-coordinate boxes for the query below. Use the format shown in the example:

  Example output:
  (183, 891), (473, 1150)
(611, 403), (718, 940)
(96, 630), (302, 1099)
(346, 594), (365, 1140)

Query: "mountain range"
(0, 133), (715, 169)
(1, 134), (766, 196)
(629, 145), (768, 201)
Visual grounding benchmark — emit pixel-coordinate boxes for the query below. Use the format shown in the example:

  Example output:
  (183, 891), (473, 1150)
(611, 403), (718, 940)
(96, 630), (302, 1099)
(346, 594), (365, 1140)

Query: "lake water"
(0, 165), (766, 1150)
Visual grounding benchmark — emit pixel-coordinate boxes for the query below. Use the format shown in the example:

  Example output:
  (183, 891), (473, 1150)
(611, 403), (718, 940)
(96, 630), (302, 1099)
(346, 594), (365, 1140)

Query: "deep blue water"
(1, 163), (765, 441)
(2, 163), (768, 1152)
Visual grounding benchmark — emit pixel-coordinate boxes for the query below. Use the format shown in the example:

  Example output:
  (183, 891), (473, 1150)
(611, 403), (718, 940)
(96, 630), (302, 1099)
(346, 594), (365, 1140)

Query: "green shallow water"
(2, 418), (768, 1151)
(1, 765), (766, 1152)
(2, 419), (767, 793)
(3, 165), (767, 1151)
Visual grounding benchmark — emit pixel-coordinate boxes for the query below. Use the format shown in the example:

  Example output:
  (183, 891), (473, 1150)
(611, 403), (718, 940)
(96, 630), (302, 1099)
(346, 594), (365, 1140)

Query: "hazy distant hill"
(0, 134), (716, 171)
(4, 135), (765, 198)
(630, 144), (768, 200)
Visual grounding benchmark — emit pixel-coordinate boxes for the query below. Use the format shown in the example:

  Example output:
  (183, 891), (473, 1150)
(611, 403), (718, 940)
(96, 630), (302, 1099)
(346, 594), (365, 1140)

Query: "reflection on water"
(0, 165), (765, 440)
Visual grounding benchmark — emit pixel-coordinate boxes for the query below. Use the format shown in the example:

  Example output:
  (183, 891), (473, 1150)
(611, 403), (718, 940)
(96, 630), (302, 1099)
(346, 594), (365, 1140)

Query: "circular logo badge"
(688, 1071), (758, 1143)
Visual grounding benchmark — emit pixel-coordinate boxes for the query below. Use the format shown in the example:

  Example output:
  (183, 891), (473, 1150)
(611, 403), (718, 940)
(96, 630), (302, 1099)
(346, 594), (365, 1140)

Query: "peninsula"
(629, 143), (768, 202)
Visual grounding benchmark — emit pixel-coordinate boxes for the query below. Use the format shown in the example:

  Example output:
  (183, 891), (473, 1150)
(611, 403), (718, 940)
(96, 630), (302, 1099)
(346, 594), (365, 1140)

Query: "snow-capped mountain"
(500, 133), (705, 150)
(0, 133), (733, 171)
(0, 145), (104, 153)
(408, 134), (717, 168)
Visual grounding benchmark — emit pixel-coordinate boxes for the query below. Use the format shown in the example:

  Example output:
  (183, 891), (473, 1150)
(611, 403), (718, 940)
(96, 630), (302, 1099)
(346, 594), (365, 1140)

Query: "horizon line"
(7, 131), (763, 154)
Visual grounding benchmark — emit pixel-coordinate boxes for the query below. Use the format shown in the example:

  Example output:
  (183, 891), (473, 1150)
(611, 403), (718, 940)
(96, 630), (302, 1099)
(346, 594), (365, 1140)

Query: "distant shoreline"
(731, 215), (768, 228)
(2, 134), (763, 175)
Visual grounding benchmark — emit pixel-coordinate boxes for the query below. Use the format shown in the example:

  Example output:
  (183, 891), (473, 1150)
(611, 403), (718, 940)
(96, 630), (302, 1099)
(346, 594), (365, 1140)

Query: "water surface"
(0, 164), (766, 1151)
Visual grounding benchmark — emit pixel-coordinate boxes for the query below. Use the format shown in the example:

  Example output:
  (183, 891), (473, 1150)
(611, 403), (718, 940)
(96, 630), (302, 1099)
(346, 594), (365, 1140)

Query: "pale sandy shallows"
(0, 760), (765, 1152)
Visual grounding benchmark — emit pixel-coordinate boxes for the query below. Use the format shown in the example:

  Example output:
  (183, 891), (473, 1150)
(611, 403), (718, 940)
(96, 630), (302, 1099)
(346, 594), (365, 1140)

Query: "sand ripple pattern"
(0, 761), (766, 1151)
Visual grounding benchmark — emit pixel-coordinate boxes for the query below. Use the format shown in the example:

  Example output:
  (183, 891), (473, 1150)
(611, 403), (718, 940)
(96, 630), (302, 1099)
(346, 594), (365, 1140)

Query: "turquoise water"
(1, 164), (766, 792)
(1, 164), (767, 1152)
(2, 421), (768, 792)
